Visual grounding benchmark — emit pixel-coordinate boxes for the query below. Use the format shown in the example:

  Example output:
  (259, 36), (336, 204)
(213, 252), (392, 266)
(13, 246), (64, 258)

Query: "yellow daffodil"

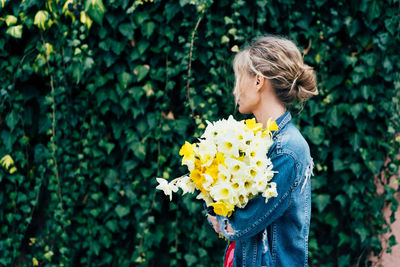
(267, 118), (278, 132)
(179, 141), (196, 163)
(245, 118), (263, 133)
(209, 201), (235, 217)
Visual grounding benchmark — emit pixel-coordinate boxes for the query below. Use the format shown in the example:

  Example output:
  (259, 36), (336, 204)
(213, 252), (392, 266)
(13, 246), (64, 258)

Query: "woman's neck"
(252, 98), (286, 129)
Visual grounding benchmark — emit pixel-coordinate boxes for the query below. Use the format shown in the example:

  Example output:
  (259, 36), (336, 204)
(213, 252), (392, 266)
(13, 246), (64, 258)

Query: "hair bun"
(294, 66), (318, 102)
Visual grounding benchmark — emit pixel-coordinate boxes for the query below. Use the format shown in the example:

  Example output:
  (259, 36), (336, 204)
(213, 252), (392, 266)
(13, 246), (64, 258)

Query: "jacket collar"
(272, 110), (292, 139)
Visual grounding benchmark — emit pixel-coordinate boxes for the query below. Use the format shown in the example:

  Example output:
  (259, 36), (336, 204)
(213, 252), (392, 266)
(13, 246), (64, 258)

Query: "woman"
(206, 34), (318, 266)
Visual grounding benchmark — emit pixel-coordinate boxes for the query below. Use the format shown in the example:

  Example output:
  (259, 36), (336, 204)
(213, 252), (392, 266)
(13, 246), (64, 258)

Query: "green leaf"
(142, 21), (156, 38)
(104, 142), (115, 155)
(338, 254), (350, 267)
(5, 15), (17, 26)
(338, 232), (350, 247)
(118, 23), (134, 39)
(6, 25), (22, 39)
(165, 3), (179, 22)
(334, 194), (347, 208)
(355, 227), (368, 243)
(303, 126), (325, 145)
(5, 110), (19, 131)
(85, 0), (106, 25)
(328, 106), (341, 128)
(314, 194), (330, 212)
(129, 142), (146, 160)
(184, 254), (198, 266)
(115, 205), (130, 218)
(118, 72), (133, 89)
(349, 163), (361, 177)
(137, 40), (150, 55)
(221, 35), (229, 44)
(84, 57), (95, 70)
(105, 220), (118, 232)
(34, 10), (49, 30)
(323, 212), (338, 228)
(333, 159), (346, 172)
(134, 65), (150, 82)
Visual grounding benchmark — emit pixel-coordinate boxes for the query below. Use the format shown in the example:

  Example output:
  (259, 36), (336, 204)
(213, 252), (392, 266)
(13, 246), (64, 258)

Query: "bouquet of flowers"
(156, 115), (279, 217)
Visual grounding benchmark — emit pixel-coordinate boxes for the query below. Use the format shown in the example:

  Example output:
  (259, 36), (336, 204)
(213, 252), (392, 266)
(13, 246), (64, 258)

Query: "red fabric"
(224, 241), (235, 267)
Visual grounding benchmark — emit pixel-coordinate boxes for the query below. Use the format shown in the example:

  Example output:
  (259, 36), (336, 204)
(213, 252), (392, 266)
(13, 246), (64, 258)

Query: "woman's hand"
(207, 214), (235, 235)
(207, 214), (222, 235)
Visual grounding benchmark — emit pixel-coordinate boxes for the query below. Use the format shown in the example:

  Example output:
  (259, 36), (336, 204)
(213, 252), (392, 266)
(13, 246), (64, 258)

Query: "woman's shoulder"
(274, 122), (312, 166)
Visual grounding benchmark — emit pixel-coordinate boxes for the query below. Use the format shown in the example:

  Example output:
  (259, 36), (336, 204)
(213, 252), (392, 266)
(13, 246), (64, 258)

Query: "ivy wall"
(0, 0), (399, 266)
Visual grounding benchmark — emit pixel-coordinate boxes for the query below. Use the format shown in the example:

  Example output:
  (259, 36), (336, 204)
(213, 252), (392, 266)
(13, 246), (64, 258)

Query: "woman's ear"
(255, 74), (264, 91)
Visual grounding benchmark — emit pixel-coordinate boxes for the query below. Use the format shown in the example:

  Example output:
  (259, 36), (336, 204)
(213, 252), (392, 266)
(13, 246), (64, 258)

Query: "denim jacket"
(207, 111), (314, 267)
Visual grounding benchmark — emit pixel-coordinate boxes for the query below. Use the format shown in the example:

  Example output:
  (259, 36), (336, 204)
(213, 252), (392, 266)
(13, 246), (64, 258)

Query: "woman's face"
(234, 70), (261, 114)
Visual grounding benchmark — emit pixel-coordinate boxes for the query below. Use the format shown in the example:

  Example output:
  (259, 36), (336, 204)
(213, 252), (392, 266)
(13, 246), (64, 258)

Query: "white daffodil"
(156, 178), (178, 201)
(254, 176), (268, 192)
(242, 175), (256, 195)
(237, 193), (249, 208)
(201, 120), (227, 142)
(197, 139), (216, 167)
(238, 130), (255, 151)
(215, 132), (239, 158)
(225, 157), (248, 178)
(262, 182), (278, 202)
(182, 159), (194, 172)
(210, 180), (235, 203)
(196, 192), (213, 206)
(265, 169), (278, 182)
(202, 173), (215, 191)
(253, 147), (266, 161)
(218, 164), (230, 182)
(248, 164), (262, 179)
(176, 176), (195, 195)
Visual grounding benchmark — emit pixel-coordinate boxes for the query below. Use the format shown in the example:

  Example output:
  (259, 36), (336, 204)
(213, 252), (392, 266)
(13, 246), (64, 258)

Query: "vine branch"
(186, 11), (204, 110)
(40, 33), (64, 209)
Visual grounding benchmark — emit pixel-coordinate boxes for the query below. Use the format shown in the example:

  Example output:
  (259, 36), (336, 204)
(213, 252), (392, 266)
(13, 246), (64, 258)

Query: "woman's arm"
(216, 153), (297, 241)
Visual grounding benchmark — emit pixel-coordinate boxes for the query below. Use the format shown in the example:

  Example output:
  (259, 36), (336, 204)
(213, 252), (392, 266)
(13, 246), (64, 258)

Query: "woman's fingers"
(226, 222), (234, 233)
(207, 214), (222, 235)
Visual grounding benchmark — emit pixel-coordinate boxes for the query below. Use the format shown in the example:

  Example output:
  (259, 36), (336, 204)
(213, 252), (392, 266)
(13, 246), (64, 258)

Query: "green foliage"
(0, 0), (399, 266)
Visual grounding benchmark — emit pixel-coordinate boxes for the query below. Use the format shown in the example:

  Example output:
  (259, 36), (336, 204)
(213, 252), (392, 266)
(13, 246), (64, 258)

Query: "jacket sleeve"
(215, 153), (297, 241)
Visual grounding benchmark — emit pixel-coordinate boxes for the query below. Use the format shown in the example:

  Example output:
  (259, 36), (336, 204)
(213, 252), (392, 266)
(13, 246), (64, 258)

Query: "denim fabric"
(207, 111), (314, 267)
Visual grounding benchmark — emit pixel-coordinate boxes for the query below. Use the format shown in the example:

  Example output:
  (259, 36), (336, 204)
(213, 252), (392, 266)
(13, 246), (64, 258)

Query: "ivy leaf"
(314, 194), (330, 212)
(142, 21), (156, 38)
(334, 194), (347, 208)
(84, 57), (95, 71)
(129, 142), (146, 161)
(338, 254), (350, 267)
(5, 15), (17, 26)
(115, 205), (129, 218)
(323, 212), (338, 228)
(133, 65), (150, 82)
(6, 25), (22, 39)
(118, 23), (134, 39)
(184, 254), (197, 266)
(338, 232), (351, 247)
(5, 110), (19, 131)
(355, 227), (368, 243)
(303, 126), (325, 145)
(105, 220), (118, 232)
(118, 72), (133, 89)
(34, 10), (49, 30)
(85, 0), (106, 25)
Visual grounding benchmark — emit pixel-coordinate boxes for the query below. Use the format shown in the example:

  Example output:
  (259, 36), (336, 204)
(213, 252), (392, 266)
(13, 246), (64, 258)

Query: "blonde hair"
(233, 34), (318, 110)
